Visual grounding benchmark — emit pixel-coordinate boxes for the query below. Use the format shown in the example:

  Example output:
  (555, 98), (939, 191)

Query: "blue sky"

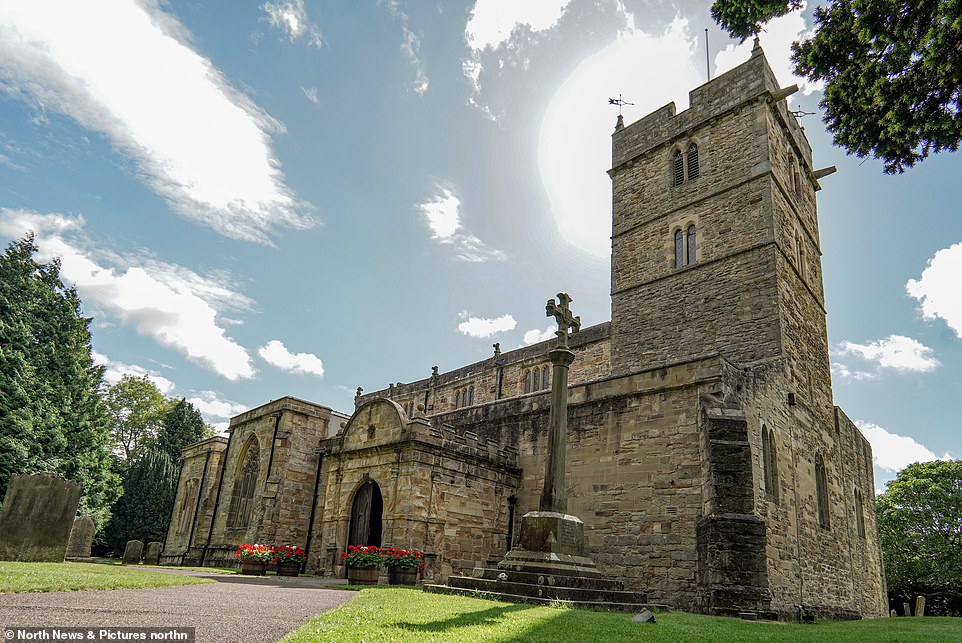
(0, 1), (957, 493)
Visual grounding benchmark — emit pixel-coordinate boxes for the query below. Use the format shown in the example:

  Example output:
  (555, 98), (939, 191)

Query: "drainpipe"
(185, 449), (212, 562)
(201, 429), (234, 567)
(506, 493), (518, 551)
(302, 447), (326, 573)
(265, 411), (283, 480)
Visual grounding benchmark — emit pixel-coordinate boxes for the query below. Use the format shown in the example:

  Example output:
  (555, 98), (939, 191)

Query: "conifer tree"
(104, 449), (178, 551)
(157, 398), (212, 463)
(0, 235), (119, 525)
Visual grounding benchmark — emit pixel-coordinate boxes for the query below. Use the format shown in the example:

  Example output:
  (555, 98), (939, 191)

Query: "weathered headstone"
(0, 472), (82, 562)
(890, 609), (897, 618)
(122, 540), (144, 565)
(143, 541), (162, 565)
(915, 595), (925, 617)
(903, 602), (912, 617)
(66, 516), (95, 558)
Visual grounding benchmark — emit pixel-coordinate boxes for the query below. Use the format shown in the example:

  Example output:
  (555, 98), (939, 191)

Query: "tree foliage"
(711, 0), (962, 172)
(156, 398), (212, 462)
(104, 449), (179, 552)
(105, 375), (173, 463)
(0, 235), (119, 526)
(877, 460), (962, 615)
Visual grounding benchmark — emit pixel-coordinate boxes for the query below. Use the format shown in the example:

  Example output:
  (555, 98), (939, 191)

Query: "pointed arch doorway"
(348, 480), (383, 548)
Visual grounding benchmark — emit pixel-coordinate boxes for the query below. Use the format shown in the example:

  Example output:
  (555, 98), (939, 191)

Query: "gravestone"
(903, 602), (912, 617)
(0, 472), (82, 562)
(915, 595), (925, 617)
(66, 516), (95, 558)
(143, 541), (162, 565)
(122, 540), (144, 565)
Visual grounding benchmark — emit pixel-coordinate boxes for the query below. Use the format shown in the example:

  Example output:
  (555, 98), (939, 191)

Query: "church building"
(162, 45), (887, 619)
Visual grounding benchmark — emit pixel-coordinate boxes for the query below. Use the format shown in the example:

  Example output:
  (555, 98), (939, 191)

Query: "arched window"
(761, 425), (778, 502)
(672, 150), (684, 186)
(815, 453), (830, 529)
(533, 367), (540, 391)
(177, 479), (198, 536)
(454, 390), (462, 409)
(541, 366), (550, 390)
(523, 370), (532, 394)
(854, 489), (865, 538)
(686, 143), (699, 180)
(686, 225), (697, 266)
(468, 386), (475, 406)
(227, 438), (259, 530)
(674, 229), (685, 268)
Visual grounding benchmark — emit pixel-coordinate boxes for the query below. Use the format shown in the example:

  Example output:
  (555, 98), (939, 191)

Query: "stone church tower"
(162, 45), (886, 620)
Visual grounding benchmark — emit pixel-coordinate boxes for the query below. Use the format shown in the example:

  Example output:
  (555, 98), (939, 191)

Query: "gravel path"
(0, 569), (356, 643)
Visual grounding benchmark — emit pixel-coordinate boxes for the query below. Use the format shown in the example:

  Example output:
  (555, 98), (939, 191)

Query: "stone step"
(460, 567), (628, 591)
(423, 583), (662, 613)
(446, 575), (647, 605)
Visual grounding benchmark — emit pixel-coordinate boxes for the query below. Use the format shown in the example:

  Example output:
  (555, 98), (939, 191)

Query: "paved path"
(0, 569), (356, 643)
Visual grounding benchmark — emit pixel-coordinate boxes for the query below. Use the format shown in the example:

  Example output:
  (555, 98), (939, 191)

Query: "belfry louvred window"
(673, 150), (684, 186)
(686, 143), (699, 180)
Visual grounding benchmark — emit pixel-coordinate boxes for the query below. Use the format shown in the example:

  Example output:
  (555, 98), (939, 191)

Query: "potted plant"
(236, 543), (273, 575)
(384, 547), (425, 585)
(341, 544), (384, 585)
(272, 545), (306, 577)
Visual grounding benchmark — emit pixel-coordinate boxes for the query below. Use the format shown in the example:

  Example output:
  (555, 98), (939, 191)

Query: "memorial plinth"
(427, 294), (650, 611)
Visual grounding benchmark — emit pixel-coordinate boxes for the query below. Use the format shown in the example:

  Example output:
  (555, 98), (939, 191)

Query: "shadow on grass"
(390, 602), (533, 633)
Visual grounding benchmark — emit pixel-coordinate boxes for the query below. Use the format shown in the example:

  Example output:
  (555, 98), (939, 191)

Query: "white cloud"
(907, 242), (962, 339)
(713, 3), (823, 103)
(522, 326), (556, 346)
(830, 361), (874, 383)
(458, 313), (517, 338)
(92, 351), (175, 395)
(380, 1), (430, 95)
(539, 15), (702, 257)
(301, 86), (319, 104)
(187, 390), (250, 421)
(856, 420), (954, 473)
(462, 0), (573, 118)
(416, 185), (504, 262)
(262, 0), (323, 47)
(465, 0), (569, 51)
(0, 1), (314, 244)
(258, 339), (324, 378)
(836, 335), (940, 373)
(1, 209), (256, 380)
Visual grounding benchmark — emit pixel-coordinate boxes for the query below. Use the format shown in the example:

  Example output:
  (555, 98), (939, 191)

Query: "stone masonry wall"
(359, 323), (611, 417)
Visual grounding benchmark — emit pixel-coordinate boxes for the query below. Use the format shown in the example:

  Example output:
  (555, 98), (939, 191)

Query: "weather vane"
(790, 108), (815, 118)
(608, 94), (634, 116)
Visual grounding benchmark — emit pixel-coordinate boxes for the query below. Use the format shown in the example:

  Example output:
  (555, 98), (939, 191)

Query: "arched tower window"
(454, 390), (462, 408)
(674, 229), (685, 268)
(227, 437), (259, 530)
(815, 453), (830, 529)
(523, 370), (532, 394)
(686, 143), (699, 180)
(468, 386), (475, 406)
(686, 225), (697, 265)
(541, 366), (550, 390)
(533, 367), (540, 391)
(761, 425), (778, 502)
(672, 150), (684, 186)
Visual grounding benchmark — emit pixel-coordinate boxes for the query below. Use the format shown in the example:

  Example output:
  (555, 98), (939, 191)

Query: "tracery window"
(227, 438), (259, 530)
(522, 366), (550, 393)
(815, 453), (830, 529)
(454, 385), (475, 409)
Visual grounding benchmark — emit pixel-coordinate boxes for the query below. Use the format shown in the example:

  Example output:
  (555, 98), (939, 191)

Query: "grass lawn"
(0, 561), (214, 593)
(283, 587), (962, 643)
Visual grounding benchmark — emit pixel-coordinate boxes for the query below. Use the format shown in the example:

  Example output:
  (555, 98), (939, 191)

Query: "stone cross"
(546, 293), (581, 349)
(540, 293), (579, 514)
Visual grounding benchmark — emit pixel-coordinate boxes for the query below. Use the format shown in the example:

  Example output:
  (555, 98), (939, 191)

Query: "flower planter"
(239, 561), (268, 576)
(387, 567), (418, 585)
(276, 562), (301, 577)
(347, 565), (380, 585)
